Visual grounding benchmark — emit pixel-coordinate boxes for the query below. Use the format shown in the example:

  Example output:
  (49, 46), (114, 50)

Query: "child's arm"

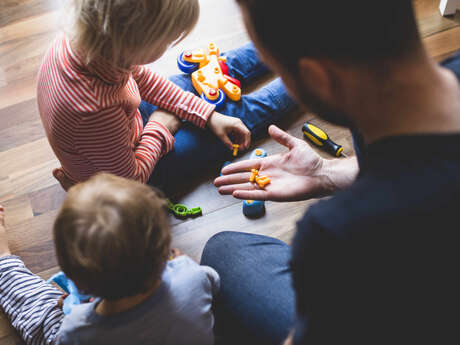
(132, 66), (215, 128)
(74, 106), (175, 183)
(0, 207), (64, 345)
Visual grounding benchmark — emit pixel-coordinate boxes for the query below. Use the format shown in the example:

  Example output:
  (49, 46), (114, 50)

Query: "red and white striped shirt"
(37, 36), (215, 184)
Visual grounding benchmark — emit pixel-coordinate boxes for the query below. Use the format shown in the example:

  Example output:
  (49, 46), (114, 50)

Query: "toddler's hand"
(150, 110), (181, 135)
(207, 112), (251, 151)
(0, 205), (12, 257)
(170, 248), (183, 260)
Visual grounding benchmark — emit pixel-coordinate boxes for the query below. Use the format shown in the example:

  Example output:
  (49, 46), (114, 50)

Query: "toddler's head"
(53, 173), (171, 300)
(69, 0), (199, 68)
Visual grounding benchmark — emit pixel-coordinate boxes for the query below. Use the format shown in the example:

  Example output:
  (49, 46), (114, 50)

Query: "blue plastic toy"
(249, 148), (267, 159)
(47, 272), (92, 315)
(242, 148), (268, 218)
(242, 200), (265, 217)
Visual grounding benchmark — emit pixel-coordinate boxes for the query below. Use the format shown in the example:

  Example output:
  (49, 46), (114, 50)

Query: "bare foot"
(53, 168), (73, 191)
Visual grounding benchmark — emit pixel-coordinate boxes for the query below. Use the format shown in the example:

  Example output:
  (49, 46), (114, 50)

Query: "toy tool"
(167, 199), (202, 219)
(177, 43), (241, 108)
(47, 272), (92, 315)
(302, 121), (347, 157)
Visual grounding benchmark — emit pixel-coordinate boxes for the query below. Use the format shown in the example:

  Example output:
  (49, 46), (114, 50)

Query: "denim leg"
(441, 50), (460, 82)
(201, 231), (295, 345)
(222, 42), (270, 84)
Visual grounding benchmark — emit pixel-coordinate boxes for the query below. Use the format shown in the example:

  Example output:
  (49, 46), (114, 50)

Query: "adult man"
(202, 1), (460, 344)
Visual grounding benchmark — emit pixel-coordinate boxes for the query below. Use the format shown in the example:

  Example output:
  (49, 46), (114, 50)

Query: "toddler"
(0, 173), (219, 345)
(38, 0), (295, 191)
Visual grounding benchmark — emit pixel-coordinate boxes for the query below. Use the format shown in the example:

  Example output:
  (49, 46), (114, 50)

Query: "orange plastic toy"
(180, 43), (242, 104)
(248, 169), (271, 188)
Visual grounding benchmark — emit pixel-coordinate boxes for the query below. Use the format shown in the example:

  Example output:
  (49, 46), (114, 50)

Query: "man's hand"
(214, 125), (358, 201)
(207, 112), (251, 151)
(0, 205), (12, 257)
(150, 110), (181, 135)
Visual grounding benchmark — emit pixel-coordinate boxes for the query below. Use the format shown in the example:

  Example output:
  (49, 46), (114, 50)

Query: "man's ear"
(298, 58), (333, 102)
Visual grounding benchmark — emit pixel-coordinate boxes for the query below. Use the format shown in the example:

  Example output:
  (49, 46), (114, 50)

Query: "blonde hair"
(53, 173), (171, 300)
(69, 0), (199, 68)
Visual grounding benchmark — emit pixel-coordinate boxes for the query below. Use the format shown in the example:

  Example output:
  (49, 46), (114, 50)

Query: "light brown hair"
(53, 173), (171, 300)
(69, 0), (200, 68)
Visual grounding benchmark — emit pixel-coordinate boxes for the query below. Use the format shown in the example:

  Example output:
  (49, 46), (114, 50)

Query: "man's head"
(70, 0), (199, 68)
(236, 0), (422, 127)
(53, 173), (171, 300)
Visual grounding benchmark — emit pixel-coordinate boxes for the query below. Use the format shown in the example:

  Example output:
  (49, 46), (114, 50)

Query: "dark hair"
(54, 173), (171, 300)
(237, 0), (420, 69)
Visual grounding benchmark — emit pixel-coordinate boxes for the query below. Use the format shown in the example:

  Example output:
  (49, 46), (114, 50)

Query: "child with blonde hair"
(0, 173), (220, 345)
(38, 0), (295, 191)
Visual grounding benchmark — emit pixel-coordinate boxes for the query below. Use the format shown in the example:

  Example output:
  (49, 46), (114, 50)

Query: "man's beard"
(299, 86), (355, 129)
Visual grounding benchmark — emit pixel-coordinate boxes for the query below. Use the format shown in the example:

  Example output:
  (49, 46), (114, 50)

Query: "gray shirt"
(55, 256), (220, 345)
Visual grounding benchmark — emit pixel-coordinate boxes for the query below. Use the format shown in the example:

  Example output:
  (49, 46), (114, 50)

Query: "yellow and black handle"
(302, 122), (344, 157)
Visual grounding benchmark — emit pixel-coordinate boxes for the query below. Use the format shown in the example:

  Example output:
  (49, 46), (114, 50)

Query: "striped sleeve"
(74, 106), (174, 183)
(0, 256), (64, 345)
(132, 66), (215, 128)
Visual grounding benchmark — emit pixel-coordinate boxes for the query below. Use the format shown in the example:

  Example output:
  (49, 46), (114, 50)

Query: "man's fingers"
(269, 125), (297, 150)
(214, 172), (251, 187)
(233, 189), (269, 200)
(218, 182), (256, 195)
(221, 159), (262, 175)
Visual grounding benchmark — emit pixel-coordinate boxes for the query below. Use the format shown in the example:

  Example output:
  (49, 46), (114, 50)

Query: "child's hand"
(207, 112), (251, 151)
(0, 205), (12, 257)
(149, 110), (181, 135)
(170, 248), (183, 260)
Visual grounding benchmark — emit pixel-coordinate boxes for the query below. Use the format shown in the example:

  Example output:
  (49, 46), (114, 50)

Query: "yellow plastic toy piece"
(233, 144), (240, 157)
(255, 175), (271, 188)
(183, 43), (241, 102)
(249, 169), (259, 183)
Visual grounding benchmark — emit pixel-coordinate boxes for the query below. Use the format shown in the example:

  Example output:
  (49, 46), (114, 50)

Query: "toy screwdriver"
(302, 121), (347, 157)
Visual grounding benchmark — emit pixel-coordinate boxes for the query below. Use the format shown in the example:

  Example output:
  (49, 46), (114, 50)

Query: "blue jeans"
(200, 232), (295, 345)
(139, 43), (296, 191)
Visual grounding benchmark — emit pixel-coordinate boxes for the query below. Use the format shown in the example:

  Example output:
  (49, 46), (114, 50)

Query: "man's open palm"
(214, 125), (336, 201)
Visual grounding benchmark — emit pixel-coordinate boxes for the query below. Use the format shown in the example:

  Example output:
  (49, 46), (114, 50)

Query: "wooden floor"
(1, 0), (460, 342)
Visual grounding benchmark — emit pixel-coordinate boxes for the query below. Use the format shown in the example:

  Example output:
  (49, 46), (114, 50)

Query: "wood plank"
(414, 0), (460, 37)
(0, 11), (60, 44)
(0, 0), (61, 28)
(6, 210), (58, 273)
(0, 31), (58, 85)
(172, 198), (316, 263)
(1, 195), (33, 227)
(0, 75), (37, 110)
(28, 183), (66, 216)
(424, 25), (460, 59)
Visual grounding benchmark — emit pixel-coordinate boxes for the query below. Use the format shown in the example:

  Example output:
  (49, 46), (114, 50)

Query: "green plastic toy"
(167, 199), (202, 218)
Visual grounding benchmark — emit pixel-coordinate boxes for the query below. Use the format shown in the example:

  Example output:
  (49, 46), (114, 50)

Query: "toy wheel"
(177, 52), (199, 74)
(201, 89), (225, 109)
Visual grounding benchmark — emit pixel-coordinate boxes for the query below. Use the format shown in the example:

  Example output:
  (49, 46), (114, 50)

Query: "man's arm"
(214, 125), (359, 201)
